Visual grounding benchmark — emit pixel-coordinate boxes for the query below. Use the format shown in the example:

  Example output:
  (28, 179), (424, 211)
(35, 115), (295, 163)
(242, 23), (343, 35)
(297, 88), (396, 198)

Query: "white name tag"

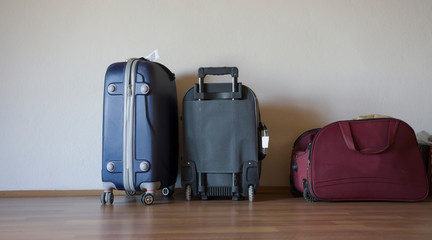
(146, 49), (160, 62)
(262, 136), (269, 148)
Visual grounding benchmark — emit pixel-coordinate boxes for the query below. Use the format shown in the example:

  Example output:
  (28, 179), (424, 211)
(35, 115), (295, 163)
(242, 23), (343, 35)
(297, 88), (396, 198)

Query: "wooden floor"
(1, 188), (432, 240)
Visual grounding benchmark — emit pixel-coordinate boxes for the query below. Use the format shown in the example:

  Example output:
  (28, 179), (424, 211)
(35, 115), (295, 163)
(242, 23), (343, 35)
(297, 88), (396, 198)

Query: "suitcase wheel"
(141, 193), (154, 205)
(125, 191), (136, 197)
(162, 185), (175, 198)
(100, 191), (114, 205)
(185, 185), (192, 201)
(248, 185), (255, 202)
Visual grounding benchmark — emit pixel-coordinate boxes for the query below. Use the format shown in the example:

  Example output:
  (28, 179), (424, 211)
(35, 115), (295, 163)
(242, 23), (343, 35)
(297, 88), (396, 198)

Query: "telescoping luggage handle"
(194, 67), (242, 100)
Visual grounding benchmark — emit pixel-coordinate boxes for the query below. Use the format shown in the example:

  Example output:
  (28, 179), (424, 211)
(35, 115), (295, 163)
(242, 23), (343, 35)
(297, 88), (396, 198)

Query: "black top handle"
(198, 67), (238, 79)
(195, 67), (242, 100)
(198, 67), (239, 93)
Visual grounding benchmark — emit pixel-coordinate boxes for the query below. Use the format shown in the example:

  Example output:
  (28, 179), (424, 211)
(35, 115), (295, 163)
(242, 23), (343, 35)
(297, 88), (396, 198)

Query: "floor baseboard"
(0, 186), (289, 198)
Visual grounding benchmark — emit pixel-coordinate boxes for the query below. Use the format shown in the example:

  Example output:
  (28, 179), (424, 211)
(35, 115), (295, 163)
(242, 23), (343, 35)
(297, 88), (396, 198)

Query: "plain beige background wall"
(0, 0), (431, 190)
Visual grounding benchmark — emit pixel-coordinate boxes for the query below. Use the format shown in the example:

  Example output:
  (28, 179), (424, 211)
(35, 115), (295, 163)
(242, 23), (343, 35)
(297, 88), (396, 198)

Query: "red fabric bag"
(302, 118), (429, 202)
(290, 129), (320, 196)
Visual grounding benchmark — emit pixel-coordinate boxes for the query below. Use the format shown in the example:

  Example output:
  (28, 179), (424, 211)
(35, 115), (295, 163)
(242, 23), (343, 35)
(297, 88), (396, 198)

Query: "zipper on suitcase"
(305, 135), (331, 202)
(293, 128), (321, 147)
(123, 58), (139, 194)
(305, 141), (319, 201)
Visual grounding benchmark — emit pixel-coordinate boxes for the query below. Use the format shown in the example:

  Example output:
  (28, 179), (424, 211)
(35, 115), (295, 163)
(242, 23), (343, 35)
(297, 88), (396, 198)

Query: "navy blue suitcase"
(101, 58), (178, 205)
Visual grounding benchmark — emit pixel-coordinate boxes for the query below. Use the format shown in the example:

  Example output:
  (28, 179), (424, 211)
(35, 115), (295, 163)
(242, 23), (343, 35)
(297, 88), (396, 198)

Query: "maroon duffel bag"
(293, 118), (429, 202)
(290, 128), (320, 197)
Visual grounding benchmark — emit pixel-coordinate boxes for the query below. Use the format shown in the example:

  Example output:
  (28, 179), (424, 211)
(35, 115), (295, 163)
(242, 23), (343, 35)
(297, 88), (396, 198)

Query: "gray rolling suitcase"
(181, 67), (268, 202)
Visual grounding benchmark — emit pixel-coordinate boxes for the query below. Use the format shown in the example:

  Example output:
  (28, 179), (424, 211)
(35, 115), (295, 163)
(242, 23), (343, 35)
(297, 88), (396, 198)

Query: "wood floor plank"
(0, 190), (431, 239)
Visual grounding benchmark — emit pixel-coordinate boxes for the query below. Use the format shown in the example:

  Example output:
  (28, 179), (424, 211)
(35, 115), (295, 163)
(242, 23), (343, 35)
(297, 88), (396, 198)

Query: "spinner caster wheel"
(125, 191), (136, 197)
(101, 191), (114, 204)
(141, 193), (154, 205)
(162, 185), (175, 197)
(100, 192), (106, 204)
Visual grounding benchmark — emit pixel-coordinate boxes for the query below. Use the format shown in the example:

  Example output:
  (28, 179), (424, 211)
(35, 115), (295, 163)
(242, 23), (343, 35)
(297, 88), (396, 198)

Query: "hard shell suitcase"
(301, 118), (429, 202)
(181, 67), (268, 202)
(101, 58), (178, 205)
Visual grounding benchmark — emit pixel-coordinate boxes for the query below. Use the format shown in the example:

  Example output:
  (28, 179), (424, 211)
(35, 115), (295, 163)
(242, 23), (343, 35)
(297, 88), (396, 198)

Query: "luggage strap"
(123, 58), (139, 193)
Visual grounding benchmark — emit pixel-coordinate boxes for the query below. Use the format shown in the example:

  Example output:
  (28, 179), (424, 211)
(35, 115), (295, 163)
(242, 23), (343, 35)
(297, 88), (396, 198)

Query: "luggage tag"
(146, 49), (160, 62)
(261, 124), (269, 149)
(262, 136), (269, 149)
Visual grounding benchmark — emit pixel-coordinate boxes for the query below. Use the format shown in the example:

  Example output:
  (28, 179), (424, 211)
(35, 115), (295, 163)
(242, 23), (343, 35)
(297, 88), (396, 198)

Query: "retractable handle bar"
(198, 67), (238, 78)
(198, 67), (239, 93)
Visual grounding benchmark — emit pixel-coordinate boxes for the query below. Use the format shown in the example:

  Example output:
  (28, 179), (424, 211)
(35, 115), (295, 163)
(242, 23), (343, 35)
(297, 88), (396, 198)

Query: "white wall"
(0, 0), (431, 190)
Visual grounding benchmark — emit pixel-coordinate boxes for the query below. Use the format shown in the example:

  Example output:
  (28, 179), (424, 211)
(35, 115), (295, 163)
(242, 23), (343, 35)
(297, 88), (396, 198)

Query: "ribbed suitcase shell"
(101, 59), (178, 202)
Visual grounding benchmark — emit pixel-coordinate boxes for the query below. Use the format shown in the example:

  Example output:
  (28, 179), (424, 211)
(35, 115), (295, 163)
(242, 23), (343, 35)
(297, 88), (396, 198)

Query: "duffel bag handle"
(339, 120), (399, 154)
